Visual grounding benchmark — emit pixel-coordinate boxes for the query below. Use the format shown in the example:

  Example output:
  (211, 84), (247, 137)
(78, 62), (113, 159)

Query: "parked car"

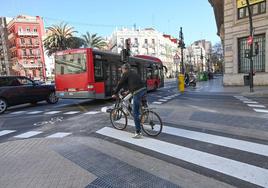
(0, 76), (58, 114)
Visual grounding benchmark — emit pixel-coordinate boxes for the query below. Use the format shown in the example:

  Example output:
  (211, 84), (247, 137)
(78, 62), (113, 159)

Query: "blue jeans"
(133, 89), (146, 133)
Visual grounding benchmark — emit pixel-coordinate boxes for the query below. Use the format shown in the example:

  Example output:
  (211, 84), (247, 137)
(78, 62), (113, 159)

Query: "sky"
(0, 0), (220, 45)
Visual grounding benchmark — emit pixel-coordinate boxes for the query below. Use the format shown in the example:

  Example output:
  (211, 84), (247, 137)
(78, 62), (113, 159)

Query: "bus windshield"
(55, 53), (87, 75)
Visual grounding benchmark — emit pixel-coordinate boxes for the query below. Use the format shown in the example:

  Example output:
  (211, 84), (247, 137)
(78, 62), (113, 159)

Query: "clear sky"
(0, 0), (220, 45)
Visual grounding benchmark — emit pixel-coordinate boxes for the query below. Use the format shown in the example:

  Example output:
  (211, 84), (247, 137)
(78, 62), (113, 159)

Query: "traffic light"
(125, 38), (131, 56)
(247, 36), (253, 45)
(254, 42), (259, 55)
(245, 49), (250, 58)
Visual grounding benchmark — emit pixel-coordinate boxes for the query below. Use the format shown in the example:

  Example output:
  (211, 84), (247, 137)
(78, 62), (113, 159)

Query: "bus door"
(103, 62), (119, 97)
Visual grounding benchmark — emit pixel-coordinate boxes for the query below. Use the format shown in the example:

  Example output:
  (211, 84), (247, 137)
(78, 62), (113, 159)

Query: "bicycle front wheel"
(110, 108), (128, 130)
(141, 110), (163, 136)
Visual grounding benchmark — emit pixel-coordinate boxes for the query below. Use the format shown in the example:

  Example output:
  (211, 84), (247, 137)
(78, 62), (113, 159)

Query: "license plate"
(69, 93), (74, 95)
(68, 88), (76, 92)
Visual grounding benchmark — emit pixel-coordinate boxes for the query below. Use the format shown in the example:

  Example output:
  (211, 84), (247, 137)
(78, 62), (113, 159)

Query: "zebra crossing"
(96, 123), (268, 187)
(234, 95), (268, 114)
(0, 130), (72, 139)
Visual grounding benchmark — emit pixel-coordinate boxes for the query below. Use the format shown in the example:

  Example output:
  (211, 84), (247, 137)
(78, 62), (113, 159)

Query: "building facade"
(209, 0), (268, 85)
(7, 15), (46, 80)
(0, 17), (11, 75)
(184, 40), (213, 73)
(109, 28), (179, 77)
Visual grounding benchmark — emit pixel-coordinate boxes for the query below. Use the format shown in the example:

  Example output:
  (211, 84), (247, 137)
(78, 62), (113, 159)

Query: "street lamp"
(246, 0), (254, 92)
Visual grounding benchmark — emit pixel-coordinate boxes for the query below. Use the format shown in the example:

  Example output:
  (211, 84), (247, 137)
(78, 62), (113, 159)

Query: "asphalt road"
(1, 79), (268, 188)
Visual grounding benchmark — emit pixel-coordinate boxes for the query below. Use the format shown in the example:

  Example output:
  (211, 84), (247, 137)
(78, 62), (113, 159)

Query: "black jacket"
(114, 70), (145, 94)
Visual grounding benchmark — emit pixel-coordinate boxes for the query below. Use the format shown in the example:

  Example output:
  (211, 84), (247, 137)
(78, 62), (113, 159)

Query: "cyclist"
(112, 63), (146, 138)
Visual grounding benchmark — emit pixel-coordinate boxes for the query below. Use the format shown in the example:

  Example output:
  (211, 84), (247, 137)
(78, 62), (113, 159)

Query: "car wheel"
(0, 98), (7, 114)
(46, 92), (59, 104)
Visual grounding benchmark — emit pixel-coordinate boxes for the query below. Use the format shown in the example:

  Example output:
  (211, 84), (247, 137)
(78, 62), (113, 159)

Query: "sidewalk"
(0, 136), (232, 188)
(194, 75), (268, 97)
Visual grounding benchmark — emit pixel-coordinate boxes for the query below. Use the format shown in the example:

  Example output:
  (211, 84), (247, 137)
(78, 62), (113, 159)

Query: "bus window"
(147, 67), (153, 79)
(94, 60), (104, 82)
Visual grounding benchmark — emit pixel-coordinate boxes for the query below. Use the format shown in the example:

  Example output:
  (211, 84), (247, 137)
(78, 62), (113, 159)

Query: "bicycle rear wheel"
(141, 110), (162, 136)
(110, 108), (128, 130)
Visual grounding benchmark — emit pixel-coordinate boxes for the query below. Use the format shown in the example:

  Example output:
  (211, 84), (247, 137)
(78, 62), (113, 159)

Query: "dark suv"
(0, 76), (58, 114)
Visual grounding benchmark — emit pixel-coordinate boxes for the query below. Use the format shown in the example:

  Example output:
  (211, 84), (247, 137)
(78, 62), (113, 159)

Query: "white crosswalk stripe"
(46, 132), (71, 138)
(97, 127), (268, 187)
(44, 111), (61, 115)
(10, 111), (27, 115)
(122, 119), (268, 157)
(63, 111), (80, 115)
(14, 131), (42, 138)
(254, 109), (268, 113)
(84, 111), (101, 115)
(152, 102), (162, 105)
(247, 104), (266, 108)
(0, 130), (16, 136)
(27, 111), (43, 114)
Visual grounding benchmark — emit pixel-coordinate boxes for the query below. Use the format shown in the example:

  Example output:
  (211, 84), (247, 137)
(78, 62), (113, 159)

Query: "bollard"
(178, 74), (185, 93)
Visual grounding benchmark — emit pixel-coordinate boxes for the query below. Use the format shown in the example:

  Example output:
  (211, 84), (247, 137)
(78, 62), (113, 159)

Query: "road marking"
(10, 111), (27, 115)
(46, 132), (72, 138)
(152, 102), (162, 105)
(163, 97), (172, 100)
(44, 111), (61, 115)
(247, 104), (266, 108)
(101, 106), (109, 113)
(0, 130), (16, 136)
(27, 111), (43, 114)
(242, 101), (258, 104)
(158, 99), (168, 102)
(14, 131), (42, 138)
(84, 111), (100, 115)
(63, 111), (80, 115)
(118, 119), (268, 157)
(254, 109), (268, 113)
(97, 127), (268, 187)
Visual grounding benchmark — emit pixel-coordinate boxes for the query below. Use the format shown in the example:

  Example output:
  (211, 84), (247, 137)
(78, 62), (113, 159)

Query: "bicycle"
(110, 90), (163, 136)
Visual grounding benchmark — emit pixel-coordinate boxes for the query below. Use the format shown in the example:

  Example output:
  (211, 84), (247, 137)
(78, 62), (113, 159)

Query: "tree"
(81, 32), (107, 49)
(211, 42), (224, 73)
(43, 22), (83, 56)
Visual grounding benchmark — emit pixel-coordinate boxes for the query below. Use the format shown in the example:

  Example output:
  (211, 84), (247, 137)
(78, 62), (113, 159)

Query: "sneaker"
(132, 132), (142, 139)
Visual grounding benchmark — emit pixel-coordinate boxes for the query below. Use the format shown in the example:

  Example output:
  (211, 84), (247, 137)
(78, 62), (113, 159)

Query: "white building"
(109, 28), (179, 77)
(186, 40), (213, 72)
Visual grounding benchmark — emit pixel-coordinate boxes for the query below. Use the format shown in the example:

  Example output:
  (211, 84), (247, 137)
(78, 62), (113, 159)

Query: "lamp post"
(246, 0), (254, 92)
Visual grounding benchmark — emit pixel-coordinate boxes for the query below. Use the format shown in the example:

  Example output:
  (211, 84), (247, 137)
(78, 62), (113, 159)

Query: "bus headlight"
(88, 85), (94, 89)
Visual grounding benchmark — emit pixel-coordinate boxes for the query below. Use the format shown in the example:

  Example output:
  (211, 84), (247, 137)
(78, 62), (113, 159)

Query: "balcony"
(22, 62), (43, 68)
(18, 31), (38, 37)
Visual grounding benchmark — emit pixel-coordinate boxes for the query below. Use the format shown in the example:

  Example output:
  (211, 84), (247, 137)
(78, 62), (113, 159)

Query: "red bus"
(55, 48), (165, 99)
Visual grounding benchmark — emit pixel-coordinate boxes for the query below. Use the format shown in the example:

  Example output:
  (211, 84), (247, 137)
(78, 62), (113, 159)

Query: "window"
(18, 27), (22, 32)
(22, 49), (27, 56)
(145, 39), (148, 44)
(33, 28), (37, 33)
(21, 38), (25, 44)
(17, 77), (33, 85)
(238, 34), (265, 73)
(29, 49), (33, 55)
(237, 1), (266, 19)
(94, 60), (103, 81)
(55, 53), (87, 75)
(26, 27), (30, 32)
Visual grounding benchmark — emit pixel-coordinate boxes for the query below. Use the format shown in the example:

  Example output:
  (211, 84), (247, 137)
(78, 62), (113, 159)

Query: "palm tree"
(43, 22), (83, 56)
(81, 32), (107, 49)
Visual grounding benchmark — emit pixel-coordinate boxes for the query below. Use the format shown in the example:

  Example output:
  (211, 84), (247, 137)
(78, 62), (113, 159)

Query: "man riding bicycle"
(112, 63), (146, 138)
